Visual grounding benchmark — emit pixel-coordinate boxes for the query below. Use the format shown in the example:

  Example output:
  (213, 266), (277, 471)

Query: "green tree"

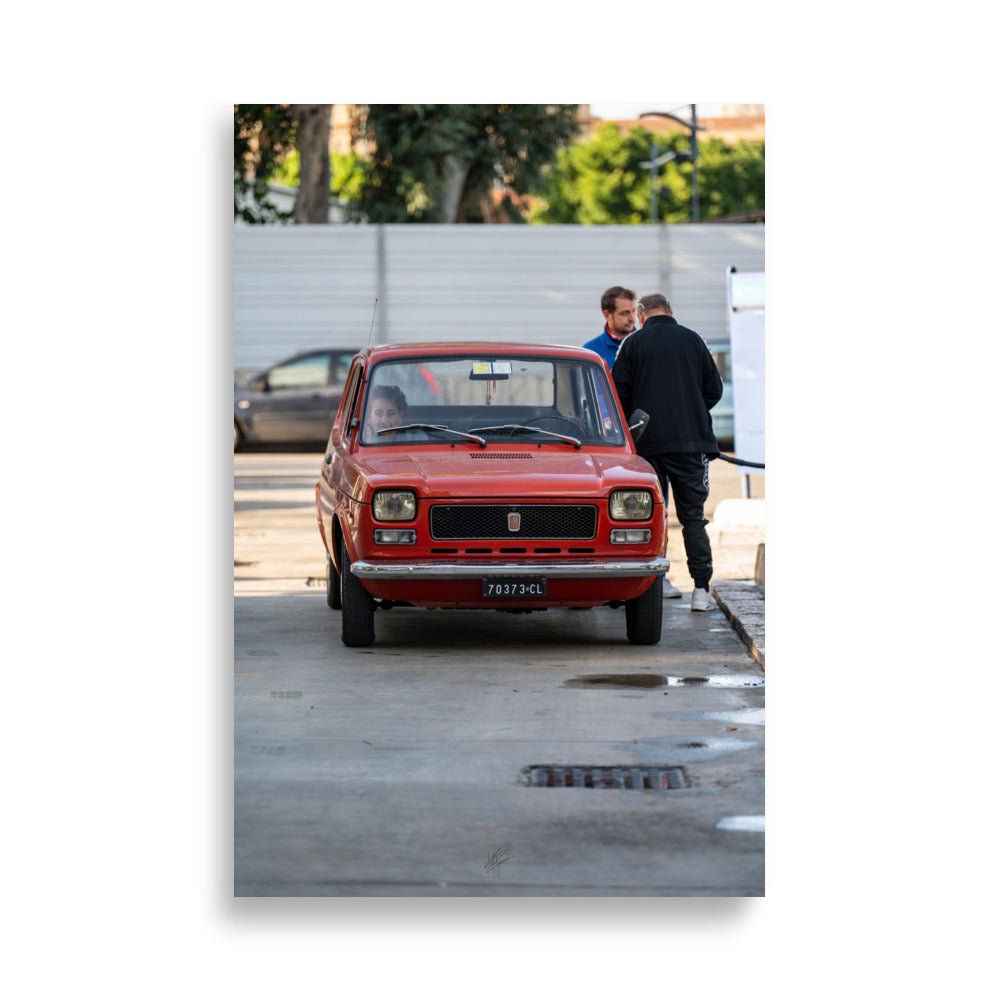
(349, 104), (580, 223)
(235, 104), (355, 224)
(532, 123), (672, 224)
(270, 150), (368, 202)
(531, 124), (764, 224)
(695, 137), (765, 219)
(234, 104), (295, 223)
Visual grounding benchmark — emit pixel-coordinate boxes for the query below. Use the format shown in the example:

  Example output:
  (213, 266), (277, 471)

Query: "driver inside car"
(363, 385), (427, 442)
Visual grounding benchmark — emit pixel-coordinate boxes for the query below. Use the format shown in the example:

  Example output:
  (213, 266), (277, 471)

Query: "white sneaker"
(691, 587), (714, 612)
(663, 577), (683, 599)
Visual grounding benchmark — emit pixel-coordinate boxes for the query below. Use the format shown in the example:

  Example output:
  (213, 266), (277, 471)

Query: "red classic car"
(315, 342), (669, 647)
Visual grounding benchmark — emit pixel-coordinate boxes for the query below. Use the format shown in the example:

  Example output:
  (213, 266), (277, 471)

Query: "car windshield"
(358, 354), (625, 446)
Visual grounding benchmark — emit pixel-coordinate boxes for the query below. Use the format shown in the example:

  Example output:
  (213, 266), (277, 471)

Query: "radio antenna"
(367, 297), (379, 346)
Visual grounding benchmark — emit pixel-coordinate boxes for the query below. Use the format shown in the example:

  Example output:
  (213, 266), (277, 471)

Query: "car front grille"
(430, 504), (597, 540)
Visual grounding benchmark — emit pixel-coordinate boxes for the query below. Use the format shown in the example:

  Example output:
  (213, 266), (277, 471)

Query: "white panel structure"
(665, 225), (768, 346)
(233, 224), (764, 372)
(381, 225), (661, 347)
(233, 227), (380, 369)
(727, 268), (765, 471)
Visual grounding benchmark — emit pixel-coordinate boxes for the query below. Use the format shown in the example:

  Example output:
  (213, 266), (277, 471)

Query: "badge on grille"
(507, 512), (521, 532)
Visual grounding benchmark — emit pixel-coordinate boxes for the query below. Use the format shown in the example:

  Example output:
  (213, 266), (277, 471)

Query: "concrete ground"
(234, 595), (765, 896)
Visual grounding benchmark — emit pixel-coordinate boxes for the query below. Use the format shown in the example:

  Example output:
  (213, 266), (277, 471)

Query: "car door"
(248, 351), (345, 442)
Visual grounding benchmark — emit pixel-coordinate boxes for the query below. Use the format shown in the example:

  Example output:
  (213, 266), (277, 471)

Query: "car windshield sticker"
(470, 361), (512, 380)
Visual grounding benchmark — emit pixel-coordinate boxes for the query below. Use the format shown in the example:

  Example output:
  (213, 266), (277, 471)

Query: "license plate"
(482, 578), (547, 598)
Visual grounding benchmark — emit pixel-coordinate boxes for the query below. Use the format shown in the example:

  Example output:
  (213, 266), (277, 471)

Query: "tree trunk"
(293, 104), (332, 223)
(438, 155), (471, 223)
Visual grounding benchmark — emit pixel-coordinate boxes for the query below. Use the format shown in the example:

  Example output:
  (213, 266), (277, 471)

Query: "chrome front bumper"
(350, 557), (669, 580)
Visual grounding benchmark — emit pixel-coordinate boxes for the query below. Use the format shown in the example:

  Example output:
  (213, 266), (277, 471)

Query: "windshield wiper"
(468, 424), (582, 450)
(377, 424), (487, 448)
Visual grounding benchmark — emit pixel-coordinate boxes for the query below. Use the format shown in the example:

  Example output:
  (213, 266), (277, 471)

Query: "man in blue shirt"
(583, 285), (637, 369)
(584, 286), (682, 599)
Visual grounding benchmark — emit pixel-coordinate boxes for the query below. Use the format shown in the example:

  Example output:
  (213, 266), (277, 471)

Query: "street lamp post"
(639, 104), (704, 221)
(639, 145), (691, 223)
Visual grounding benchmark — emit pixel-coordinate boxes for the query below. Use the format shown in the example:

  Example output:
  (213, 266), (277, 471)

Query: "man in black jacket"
(613, 294), (724, 612)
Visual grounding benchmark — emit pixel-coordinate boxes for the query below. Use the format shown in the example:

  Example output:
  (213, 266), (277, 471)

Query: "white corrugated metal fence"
(233, 223), (764, 371)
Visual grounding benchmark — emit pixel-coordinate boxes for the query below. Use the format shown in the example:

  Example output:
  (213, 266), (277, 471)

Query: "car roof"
(357, 341), (601, 361)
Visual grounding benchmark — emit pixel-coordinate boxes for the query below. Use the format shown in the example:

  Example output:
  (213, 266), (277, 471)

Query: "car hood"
(352, 448), (659, 500)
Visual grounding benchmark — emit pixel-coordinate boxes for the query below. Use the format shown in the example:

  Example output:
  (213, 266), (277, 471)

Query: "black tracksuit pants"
(647, 453), (713, 590)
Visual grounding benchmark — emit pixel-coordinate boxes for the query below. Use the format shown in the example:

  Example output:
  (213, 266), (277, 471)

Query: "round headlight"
(609, 489), (653, 521)
(372, 490), (417, 521)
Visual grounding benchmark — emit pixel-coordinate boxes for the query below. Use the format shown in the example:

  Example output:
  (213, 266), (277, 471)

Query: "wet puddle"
(694, 707), (765, 726)
(716, 815), (765, 833)
(565, 674), (663, 689)
(565, 673), (763, 690)
(666, 675), (763, 689)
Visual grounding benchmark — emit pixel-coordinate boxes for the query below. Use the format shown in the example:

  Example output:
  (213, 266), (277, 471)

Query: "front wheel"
(325, 552), (342, 609)
(340, 537), (375, 647)
(625, 576), (663, 645)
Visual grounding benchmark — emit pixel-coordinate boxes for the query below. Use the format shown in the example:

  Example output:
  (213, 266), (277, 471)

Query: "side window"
(335, 361), (364, 434)
(267, 353), (331, 390)
(583, 364), (623, 442)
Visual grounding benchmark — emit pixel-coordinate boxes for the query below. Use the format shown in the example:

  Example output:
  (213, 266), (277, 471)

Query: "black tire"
(625, 576), (663, 645)
(340, 537), (375, 647)
(325, 552), (342, 609)
(234, 423), (242, 451)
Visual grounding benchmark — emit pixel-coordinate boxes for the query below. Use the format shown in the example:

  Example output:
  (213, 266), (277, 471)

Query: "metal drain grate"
(526, 765), (686, 790)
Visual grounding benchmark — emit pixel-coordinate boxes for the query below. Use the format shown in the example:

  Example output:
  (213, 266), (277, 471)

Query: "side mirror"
(628, 409), (650, 441)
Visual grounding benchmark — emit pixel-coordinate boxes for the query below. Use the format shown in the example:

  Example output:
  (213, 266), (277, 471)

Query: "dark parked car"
(316, 341), (670, 647)
(234, 348), (358, 449)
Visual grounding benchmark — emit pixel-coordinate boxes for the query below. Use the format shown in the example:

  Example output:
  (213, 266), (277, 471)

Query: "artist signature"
(483, 846), (512, 879)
